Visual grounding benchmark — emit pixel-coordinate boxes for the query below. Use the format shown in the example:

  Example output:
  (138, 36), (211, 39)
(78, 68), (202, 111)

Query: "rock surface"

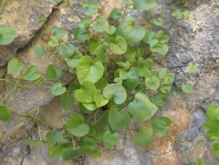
(0, 0), (219, 165)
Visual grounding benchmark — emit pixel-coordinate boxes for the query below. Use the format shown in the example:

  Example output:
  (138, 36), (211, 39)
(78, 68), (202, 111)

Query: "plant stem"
(158, 0), (166, 18)
(123, 6), (128, 19)
(0, 0), (7, 15)
(7, 87), (17, 106)
(66, 129), (75, 149)
(65, 0), (82, 20)
(0, 86), (15, 104)
(36, 120), (42, 141)
(165, 18), (181, 34)
(0, 70), (23, 81)
(94, 109), (99, 121)
(171, 73), (190, 92)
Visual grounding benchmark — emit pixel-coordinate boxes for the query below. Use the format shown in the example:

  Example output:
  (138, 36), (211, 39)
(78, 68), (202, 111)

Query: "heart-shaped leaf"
(110, 9), (122, 19)
(65, 113), (89, 137)
(94, 90), (109, 108)
(82, 1), (99, 16)
(95, 78), (108, 89)
(77, 138), (97, 150)
(104, 32), (116, 43)
(0, 25), (17, 45)
(103, 131), (120, 148)
(206, 104), (219, 120)
(150, 43), (169, 55)
(173, 92), (180, 98)
(51, 27), (66, 39)
(93, 129), (105, 143)
(110, 36), (127, 54)
(79, 102), (92, 114)
(52, 82), (66, 96)
(47, 64), (62, 80)
(74, 27), (90, 41)
(7, 58), (24, 74)
(137, 57), (153, 69)
(119, 17), (145, 44)
(109, 107), (130, 130)
(160, 85), (171, 93)
(88, 150), (101, 158)
(150, 117), (172, 136)
(142, 31), (156, 45)
(70, 83), (80, 93)
(211, 143), (219, 158)
(145, 77), (160, 90)
(46, 130), (64, 145)
(156, 30), (169, 43)
(48, 144), (63, 159)
(67, 50), (83, 68)
(89, 37), (100, 54)
(0, 106), (11, 122)
(76, 56), (104, 84)
(182, 82), (193, 94)
(133, 0), (156, 10)
(93, 42), (108, 61)
(151, 93), (166, 106)
(132, 126), (152, 146)
(48, 36), (59, 47)
(23, 66), (41, 81)
(122, 0), (132, 6)
(116, 61), (130, 70)
(79, 18), (91, 29)
(93, 111), (109, 130)
(172, 9), (182, 19)
(63, 148), (91, 160)
(123, 67), (140, 92)
(61, 92), (74, 109)
(188, 62), (198, 73)
(59, 44), (75, 58)
(154, 17), (164, 26)
(195, 157), (205, 165)
(75, 81), (96, 103)
(135, 85), (143, 92)
(126, 47), (144, 62)
(23, 139), (42, 146)
(82, 102), (97, 111)
(93, 17), (109, 32)
(106, 26), (116, 35)
(33, 45), (46, 59)
(103, 84), (127, 104)
(183, 11), (190, 17)
(128, 93), (158, 121)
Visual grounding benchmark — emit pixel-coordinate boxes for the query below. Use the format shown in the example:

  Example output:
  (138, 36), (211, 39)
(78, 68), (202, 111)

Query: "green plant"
(0, 0), (201, 161)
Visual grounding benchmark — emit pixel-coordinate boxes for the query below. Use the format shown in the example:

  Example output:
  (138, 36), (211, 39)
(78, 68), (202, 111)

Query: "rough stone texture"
(0, 0), (219, 165)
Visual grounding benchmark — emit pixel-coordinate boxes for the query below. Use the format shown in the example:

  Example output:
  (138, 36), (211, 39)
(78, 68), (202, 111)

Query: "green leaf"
(122, 0), (132, 6)
(79, 18), (91, 29)
(188, 62), (198, 73)
(59, 44), (75, 59)
(67, 50), (83, 68)
(150, 43), (169, 55)
(93, 111), (109, 129)
(133, 0), (156, 10)
(123, 67), (140, 92)
(142, 31), (156, 45)
(53, 0), (62, 3)
(132, 126), (152, 146)
(62, 148), (91, 160)
(137, 66), (150, 77)
(0, 106), (11, 122)
(211, 143), (219, 158)
(61, 92), (74, 110)
(104, 32), (116, 43)
(82, 101), (97, 111)
(78, 138), (97, 150)
(38, 18), (47, 24)
(137, 57), (153, 69)
(33, 45), (46, 59)
(88, 150), (101, 158)
(93, 42), (108, 61)
(7, 58), (24, 74)
(48, 36), (59, 47)
(151, 93), (166, 106)
(119, 17), (145, 44)
(160, 85), (171, 93)
(154, 17), (164, 26)
(195, 157), (205, 165)
(23, 139), (42, 147)
(128, 93), (158, 121)
(75, 81), (96, 103)
(103, 131), (119, 148)
(110, 9), (122, 19)
(65, 113), (89, 137)
(93, 129), (105, 143)
(173, 92), (180, 99)
(156, 30), (169, 43)
(95, 78), (108, 89)
(89, 37), (100, 54)
(93, 17), (109, 32)
(103, 84), (127, 104)
(79, 102), (92, 114)
(145, 76), (160, 90)
(182, 82), (193, 94)
(106, 26), (116, 35)
(0, 25), (17, 45)
(46, 130), (64, 145)
(23, 66), (41, 81)
(48, 144), (63, 159)
(110, 36), (127, 55)
(206, 104), (219, 120)
(109, 107), (130, 130)
(150, 117), (172, 136)
(116, 61), (130, 70)
(82, 1), (99, 16)
(76, 56), (104, 84)
(88, 125), (96, 137)
(94, 90), (109, 108)
(159, 68), (169, 79)
(202, 119), (219, 130)
(135, 85), (143, 92)
(47, 64), (62, 80)
(172, 9), (182, 19)
(183, 11), (190, 17)
(51, 27), (66, 39)
(74, 28), (89, 41)
(126, 47), (144, 62)
(52, 82), (66, 96)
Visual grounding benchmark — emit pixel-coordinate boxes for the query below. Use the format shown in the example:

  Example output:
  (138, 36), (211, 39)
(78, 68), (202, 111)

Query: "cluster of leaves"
(0, 0), (205, 162)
